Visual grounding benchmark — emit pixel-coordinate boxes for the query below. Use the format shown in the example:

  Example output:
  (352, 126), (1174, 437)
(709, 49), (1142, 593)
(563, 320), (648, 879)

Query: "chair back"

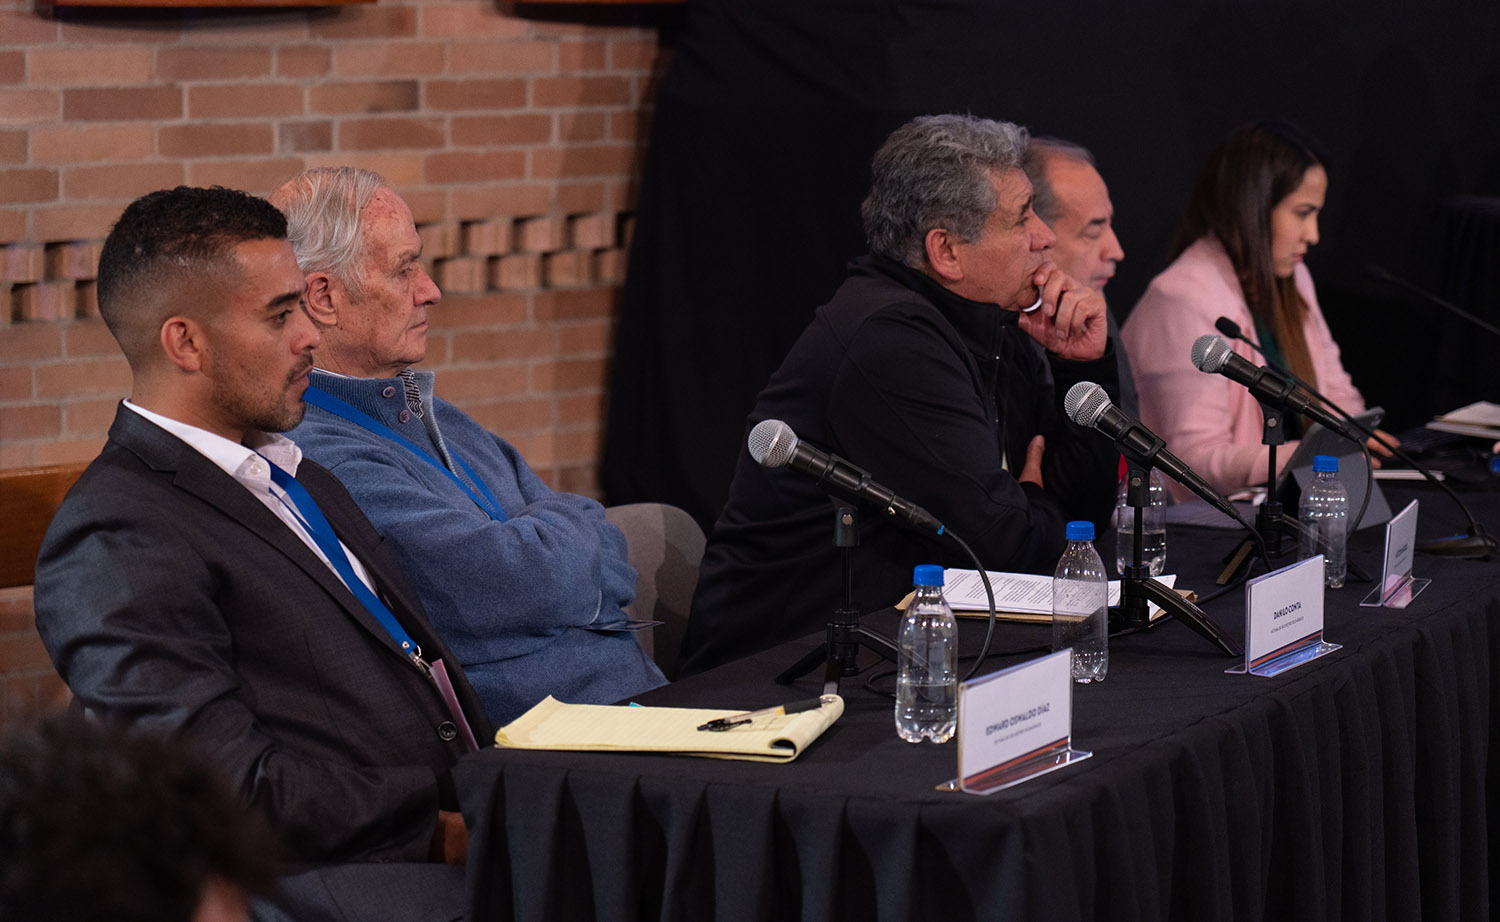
(0, 463), (87, 589)
(604, 502), (707, 680)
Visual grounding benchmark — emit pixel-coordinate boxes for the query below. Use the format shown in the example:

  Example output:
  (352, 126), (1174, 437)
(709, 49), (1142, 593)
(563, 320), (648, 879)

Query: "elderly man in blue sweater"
(272, 167), (665, 724)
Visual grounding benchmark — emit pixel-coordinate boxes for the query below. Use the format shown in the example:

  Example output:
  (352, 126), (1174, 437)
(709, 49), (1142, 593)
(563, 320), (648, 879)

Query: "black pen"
(697, 696), (828, 732)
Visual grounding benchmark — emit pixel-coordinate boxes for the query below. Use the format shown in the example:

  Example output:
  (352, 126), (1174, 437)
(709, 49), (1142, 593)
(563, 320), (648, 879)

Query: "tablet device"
(1276, 407), (1392, 531)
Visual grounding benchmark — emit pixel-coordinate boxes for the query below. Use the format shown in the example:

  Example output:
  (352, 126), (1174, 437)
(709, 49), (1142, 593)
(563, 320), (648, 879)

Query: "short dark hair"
(0, 714), (279, 922)
(97, 186), (288, 367)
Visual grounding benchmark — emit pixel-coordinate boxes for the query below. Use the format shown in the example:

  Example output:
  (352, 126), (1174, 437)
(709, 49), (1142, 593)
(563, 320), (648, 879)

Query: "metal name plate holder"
(1360, 499), (1431, 609)
(942, 649), (1091, 795)
(1227, 555), (1340, 677)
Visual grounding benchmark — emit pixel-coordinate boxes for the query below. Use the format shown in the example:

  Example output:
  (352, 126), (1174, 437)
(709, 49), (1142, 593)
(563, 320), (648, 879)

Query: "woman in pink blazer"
(1122, 120), (1392, 500)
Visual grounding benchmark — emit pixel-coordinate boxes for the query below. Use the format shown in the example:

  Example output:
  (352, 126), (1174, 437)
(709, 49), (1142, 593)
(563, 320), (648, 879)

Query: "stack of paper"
(494, 695), (844, 763)
(1427, 400), (1500, 439)
(936, 569), (1179, 623)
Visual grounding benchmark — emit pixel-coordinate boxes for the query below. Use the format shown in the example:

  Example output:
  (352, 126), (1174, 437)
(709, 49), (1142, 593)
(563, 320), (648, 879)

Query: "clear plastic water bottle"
(1052, 521), (1108, 684)
(1113, 468), (1167, 576)
(1298, 454), (1349, 588)
(896, 564), (957, 743)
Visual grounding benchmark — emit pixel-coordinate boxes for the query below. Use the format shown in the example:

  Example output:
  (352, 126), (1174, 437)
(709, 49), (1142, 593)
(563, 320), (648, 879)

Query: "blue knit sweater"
(289, 369), (666, 724)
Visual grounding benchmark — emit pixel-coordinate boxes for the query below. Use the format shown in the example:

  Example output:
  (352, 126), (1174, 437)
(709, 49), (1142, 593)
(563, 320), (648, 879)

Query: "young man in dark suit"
(33, 186), (492, 922)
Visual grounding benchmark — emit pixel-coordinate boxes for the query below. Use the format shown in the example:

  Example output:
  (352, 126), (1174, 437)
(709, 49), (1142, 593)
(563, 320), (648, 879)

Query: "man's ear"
(303, 273), (338, 326)
(159, 316), (206, 374)
(923, 227), (965, 283)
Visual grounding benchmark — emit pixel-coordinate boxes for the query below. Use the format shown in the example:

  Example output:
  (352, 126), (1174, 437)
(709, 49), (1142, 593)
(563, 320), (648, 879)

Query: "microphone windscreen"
(748, 419), (798, 468)
(1064, 381), (1111, 429)
(1190, 334), (1232, 373)
(1214, 316), (1242, 339)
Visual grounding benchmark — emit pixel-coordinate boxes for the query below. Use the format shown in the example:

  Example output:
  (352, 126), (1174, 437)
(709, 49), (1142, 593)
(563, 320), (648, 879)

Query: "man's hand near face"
(1018, 262), (1109, 362)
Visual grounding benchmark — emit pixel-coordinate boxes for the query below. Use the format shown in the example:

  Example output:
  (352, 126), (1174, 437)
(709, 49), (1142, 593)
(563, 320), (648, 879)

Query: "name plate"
(947, 649), (1090, 795)
(1360, 499), (1430, 608)
(1227, 555), (1340, 677)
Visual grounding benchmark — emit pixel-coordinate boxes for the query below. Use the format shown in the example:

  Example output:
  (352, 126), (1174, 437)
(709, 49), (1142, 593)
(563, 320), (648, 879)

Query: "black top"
(681, 254), (1122, 675)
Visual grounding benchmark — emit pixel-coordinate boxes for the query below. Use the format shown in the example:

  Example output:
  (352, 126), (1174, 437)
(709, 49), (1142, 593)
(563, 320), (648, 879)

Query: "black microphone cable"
(1366, 264), (1500, 341)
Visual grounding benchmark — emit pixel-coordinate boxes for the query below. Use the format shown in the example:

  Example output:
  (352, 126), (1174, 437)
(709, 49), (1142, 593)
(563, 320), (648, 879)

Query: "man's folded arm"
(322, 448), (630, 636)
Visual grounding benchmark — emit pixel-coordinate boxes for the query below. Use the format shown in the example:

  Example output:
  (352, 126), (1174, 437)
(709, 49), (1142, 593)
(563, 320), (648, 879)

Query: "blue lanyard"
(304, 385), (507, 522)
(263, 458), (423, 665)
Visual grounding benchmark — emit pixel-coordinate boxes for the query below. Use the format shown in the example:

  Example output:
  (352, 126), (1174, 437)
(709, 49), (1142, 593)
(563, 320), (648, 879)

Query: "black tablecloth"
(457, 483), (1500, 921)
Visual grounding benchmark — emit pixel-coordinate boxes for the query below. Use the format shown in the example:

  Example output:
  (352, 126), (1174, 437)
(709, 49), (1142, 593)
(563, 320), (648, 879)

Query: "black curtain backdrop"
(603, 0), (1500, 530)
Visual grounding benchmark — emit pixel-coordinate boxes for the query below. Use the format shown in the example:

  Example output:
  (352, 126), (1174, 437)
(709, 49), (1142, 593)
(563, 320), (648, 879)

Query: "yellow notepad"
(494, 695), (844, 763)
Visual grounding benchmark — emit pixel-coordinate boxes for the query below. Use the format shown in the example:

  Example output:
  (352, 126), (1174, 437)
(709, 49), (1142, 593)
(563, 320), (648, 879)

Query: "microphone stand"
(1117, 461), (1242, 657)
(1220, 401), (1378, 584)
(776, 504), (900, 694)
(1219, 404), (1297, 585)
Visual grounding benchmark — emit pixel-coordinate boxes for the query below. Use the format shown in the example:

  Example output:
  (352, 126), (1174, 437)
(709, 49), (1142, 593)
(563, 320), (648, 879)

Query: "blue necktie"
(263, 459), (422, 664)
(262, 455), (481, 752)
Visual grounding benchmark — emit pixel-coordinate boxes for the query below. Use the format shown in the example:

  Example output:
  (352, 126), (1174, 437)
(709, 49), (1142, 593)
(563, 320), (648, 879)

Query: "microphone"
(1215, 316), (1369, 426)
(1213, 315), (1250, 344)
(1190, 334), (1361, 442)
(1063, 382), (1243, 524)
(747, 419), (944, 534)
(1207, 323), (1496, 558)
(1216, 315), (1389, 443)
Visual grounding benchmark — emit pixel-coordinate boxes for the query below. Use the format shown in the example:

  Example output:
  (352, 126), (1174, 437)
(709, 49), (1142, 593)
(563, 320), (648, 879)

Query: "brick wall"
(0, 0), (674, 721)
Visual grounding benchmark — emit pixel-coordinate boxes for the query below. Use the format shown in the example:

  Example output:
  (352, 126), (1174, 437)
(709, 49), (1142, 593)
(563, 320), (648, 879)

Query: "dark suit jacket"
(34, 406), (495, 869)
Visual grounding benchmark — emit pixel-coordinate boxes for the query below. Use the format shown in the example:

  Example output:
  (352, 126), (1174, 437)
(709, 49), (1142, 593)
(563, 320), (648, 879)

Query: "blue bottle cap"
(1313, 455), (1338, 473)
(1065, 520), (1094, 541)
(913, 564), (944, 587)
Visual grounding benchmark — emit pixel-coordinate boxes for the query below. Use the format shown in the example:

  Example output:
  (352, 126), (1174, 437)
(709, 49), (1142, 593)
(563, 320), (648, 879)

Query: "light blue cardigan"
(290, 369), (665, 724)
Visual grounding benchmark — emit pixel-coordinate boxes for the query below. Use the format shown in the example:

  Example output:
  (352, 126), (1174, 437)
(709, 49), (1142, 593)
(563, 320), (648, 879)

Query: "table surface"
(458, 477), (1500, 922)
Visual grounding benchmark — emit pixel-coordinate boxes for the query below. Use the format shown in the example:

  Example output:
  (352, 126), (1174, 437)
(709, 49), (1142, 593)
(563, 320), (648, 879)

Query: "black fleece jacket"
(681, 254), (1122, 676)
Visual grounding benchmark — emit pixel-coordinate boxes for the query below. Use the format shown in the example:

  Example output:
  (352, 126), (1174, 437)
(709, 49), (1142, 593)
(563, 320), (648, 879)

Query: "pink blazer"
(1121, 237), (1365, 501)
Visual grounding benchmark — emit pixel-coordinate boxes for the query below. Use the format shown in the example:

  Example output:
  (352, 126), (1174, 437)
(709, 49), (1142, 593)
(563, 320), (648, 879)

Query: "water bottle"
(1298, 454), (1349, 588)
(1113, 468), (1167, 576)
(1052, 521), (1108, 684)
(896, 564), (958, 743)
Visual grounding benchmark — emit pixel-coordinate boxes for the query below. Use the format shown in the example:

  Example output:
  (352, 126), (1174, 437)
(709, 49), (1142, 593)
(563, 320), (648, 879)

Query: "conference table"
(456, 476), (1500, 922)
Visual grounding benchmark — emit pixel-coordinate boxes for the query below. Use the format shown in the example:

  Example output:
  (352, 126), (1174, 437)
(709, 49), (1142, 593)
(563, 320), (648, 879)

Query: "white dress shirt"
(122, 400), (376, 595)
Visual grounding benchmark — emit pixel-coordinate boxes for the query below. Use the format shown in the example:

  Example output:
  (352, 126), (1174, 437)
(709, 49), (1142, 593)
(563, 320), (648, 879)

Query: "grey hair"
(861, 114), (1030, 269)
(1022, 137), (1098, 225)
(268, 166), (388, 301)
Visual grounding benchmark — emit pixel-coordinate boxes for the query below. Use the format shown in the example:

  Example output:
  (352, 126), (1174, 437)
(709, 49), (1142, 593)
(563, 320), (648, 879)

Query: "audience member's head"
(861, 114), (1055, 310)
(1172, 119), (1329, 380)
(1024, 138), (1125, 290)
(270, 167), (441, 379)
(0, 715), (278, 922)
(97, 186), (317, 439)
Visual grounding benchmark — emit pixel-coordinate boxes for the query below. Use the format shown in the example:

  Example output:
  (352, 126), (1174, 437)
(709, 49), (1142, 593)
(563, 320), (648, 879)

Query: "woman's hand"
(1367, 428), (1399, 467)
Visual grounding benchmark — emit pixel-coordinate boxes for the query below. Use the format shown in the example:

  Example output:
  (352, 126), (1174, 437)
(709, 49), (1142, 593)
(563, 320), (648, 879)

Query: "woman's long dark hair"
(1171, 119), (1329, 386)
